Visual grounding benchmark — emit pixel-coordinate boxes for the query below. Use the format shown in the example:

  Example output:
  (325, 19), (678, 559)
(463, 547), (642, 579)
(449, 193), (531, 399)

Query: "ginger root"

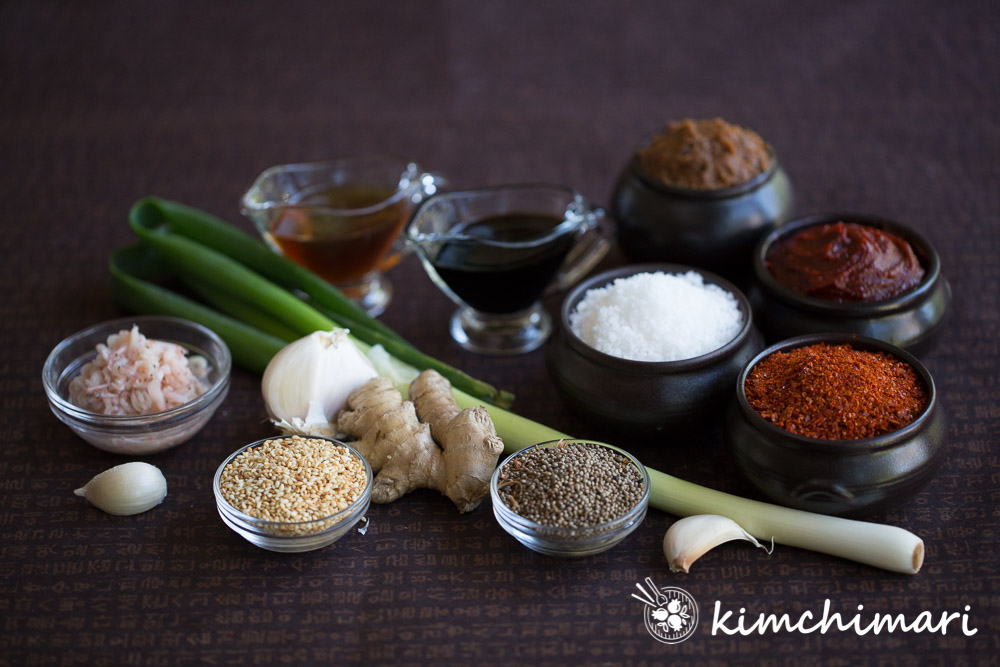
(337, 370), (504, 512)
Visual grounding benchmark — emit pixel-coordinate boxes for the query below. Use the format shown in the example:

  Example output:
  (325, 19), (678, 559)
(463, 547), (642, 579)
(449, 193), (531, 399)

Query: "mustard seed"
(497, 442), (644, 528)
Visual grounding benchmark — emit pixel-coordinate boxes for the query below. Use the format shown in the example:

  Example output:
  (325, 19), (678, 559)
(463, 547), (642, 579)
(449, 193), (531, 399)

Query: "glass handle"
(418, 171), (447, 199)
(379, 171), (447, 272)
(547, 209), (615, 295)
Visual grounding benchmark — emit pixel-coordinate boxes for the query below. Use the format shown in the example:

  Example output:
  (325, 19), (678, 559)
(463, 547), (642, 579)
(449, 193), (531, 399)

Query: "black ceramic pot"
(747, 213), (951, 356)
(611, 137), (794, 282)
(546, 263), (765, 436)
(725, 334), (946, 517)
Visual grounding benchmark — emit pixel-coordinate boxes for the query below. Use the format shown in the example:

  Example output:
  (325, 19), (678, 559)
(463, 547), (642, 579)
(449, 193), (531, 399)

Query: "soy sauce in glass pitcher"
(430, 213), (576, 313)
(407, 184), (612, 355)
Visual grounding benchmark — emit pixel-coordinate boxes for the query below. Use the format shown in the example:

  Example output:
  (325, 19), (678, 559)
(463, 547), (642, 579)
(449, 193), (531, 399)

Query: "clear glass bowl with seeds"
(213, 435), (372, 553)
(490, 439), (650, 557)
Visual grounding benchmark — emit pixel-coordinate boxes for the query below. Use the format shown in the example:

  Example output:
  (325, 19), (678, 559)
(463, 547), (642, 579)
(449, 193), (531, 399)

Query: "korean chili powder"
(744, 342), (928, 440)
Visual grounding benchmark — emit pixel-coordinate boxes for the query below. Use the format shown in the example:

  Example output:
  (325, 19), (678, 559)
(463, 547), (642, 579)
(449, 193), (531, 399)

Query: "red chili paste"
(766, 221), (925, 302)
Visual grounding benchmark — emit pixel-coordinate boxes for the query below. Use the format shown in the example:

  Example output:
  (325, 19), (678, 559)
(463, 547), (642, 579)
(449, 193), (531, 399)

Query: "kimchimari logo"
(632, 578), (699, 644)
(711, 600), (980, 636)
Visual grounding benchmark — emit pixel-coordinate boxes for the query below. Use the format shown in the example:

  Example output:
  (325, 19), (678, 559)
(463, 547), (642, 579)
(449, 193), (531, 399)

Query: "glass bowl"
(490, 439), (650, 557)
(725, 333), (946, 516)
(213, 436), (372, 553)
(42, 316), (231, 455)
(546, 264), (765, 436)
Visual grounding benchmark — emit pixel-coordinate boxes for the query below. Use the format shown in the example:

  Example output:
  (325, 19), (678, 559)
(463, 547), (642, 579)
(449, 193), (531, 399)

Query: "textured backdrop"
(1, 1), (997, 664)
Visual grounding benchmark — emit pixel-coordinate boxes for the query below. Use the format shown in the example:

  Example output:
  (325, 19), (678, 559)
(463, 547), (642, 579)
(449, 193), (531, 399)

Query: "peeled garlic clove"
(663, 514), (773, 573)
(262, 329), (378, 430)
(74, 461), (167, 515)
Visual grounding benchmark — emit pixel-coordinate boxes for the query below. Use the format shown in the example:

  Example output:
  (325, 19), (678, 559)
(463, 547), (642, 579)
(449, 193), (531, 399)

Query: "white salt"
(569, 271), (743, 361)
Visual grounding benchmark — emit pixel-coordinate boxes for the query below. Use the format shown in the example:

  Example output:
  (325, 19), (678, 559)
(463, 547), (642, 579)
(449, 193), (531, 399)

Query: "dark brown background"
(2, 1), (997, 664)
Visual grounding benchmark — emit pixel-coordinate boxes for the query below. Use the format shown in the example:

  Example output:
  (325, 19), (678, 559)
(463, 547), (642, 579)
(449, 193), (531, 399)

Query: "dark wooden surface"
(2, 1), (997, 664)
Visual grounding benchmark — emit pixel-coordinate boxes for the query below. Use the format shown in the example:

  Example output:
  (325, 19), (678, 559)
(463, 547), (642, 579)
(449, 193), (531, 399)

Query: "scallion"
(110, 245), (287, 374)
(129, 197), (404, 343)
(127, 197), (513, 408)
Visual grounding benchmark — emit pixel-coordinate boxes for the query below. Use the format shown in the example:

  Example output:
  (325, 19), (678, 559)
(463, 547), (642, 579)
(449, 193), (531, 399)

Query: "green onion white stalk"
(111, 197), (925, 575)
(461, 395), (924, 575)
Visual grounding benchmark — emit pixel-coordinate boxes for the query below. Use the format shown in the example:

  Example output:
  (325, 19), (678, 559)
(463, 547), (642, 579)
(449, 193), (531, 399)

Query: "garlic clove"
(74, 461), (168, 515)
(663, 514), (773, 573)
(262, 329), (378, 430)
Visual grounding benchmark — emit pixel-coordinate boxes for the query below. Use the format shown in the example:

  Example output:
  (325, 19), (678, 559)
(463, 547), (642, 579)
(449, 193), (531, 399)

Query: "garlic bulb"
(74, 461), (167, 515)
(262, 329), (378, 436)
(663, 514), (773, 573)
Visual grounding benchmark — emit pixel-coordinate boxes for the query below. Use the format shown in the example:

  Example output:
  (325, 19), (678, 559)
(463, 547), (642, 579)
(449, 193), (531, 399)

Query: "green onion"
(130, 197), (405, 342)
(308, 300), (515, 408)
(128, 217), (336, 336)
(110, 245), (286, 374)
(127, 197), (513, 408)
(180, 276), (303, 343)
(642, 468), (923, 574)
(114, 199), (923, 574)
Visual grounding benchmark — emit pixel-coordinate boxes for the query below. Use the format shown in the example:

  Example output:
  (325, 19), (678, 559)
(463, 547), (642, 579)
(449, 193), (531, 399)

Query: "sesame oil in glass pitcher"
(241, 157), (440, 317)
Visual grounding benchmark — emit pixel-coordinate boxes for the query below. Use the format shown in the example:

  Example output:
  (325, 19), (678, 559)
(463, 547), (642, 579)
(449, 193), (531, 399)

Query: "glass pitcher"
(241, 156), (440, 316)
(406, 184), (612, 354)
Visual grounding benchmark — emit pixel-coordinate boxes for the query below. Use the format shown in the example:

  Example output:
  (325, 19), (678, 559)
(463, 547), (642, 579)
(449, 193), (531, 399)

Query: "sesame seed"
(219, 436), (368, 536)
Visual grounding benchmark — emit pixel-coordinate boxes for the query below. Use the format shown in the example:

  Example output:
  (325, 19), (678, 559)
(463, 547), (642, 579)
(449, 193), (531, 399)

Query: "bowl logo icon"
(633, 578), (699, 644)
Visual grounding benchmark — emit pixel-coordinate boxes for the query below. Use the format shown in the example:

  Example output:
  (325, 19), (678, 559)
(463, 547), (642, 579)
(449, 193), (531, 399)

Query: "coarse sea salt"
(569, 271), (743, 361)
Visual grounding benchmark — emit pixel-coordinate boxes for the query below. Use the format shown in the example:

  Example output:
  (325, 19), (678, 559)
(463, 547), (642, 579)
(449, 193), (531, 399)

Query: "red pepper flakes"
(744, 342), (928, 440)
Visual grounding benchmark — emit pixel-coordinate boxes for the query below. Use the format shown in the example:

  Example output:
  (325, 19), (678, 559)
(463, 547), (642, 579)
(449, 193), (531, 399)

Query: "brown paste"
(637, 118), (772, 190)
(766, 221), (925, 302)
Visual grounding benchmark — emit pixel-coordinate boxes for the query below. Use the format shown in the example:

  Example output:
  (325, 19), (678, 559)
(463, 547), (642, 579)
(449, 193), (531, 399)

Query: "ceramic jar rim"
(734, 333), (938, 453)
(628, 131), (780, 200)
(559, 263), (756, 372)
(753, 213), (943, 316)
